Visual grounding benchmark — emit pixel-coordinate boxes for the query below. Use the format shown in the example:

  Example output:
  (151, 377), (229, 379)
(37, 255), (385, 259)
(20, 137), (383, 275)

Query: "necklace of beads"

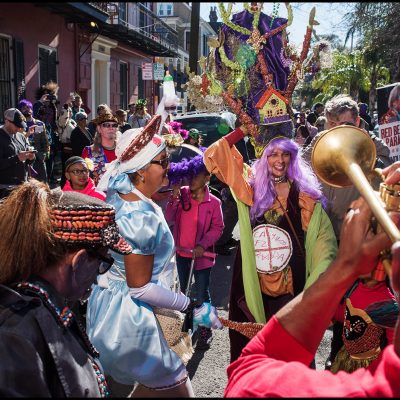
(269, 3), (280, 28)
(273, 175), (287, 184)
(15, 282), (109, 397)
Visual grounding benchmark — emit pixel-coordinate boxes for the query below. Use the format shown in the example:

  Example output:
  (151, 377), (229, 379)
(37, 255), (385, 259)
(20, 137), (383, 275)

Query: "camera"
(47, 94), (57, 103)
(34, 125), (44, 133)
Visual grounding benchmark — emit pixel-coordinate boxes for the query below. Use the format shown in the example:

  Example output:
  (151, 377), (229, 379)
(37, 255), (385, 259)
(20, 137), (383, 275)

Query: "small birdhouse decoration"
(256, 87), (290, 124)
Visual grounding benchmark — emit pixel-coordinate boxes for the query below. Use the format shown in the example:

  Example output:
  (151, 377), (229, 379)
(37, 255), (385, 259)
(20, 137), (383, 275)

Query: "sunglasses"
(101, 123), (118, 128)
(87, 249), (115, 274)
(68, 168), (90, 176)
(149, 155), (170, 169)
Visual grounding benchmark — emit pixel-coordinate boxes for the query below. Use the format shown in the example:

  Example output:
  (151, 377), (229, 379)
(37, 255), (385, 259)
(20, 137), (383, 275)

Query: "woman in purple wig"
(204, 125), (337, 363)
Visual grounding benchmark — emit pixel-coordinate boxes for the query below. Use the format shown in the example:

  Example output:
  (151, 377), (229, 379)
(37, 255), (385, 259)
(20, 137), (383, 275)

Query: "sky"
(200, 2), (352, 48)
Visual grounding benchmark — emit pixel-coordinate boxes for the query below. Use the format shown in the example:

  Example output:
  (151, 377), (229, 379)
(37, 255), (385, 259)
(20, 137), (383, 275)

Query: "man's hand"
(193, 245), (205, 258)
(381, 161), (400, 185)
(18, 151), (36, 162)
(336, 197), (392, 280)
(25, 125), (36, 138)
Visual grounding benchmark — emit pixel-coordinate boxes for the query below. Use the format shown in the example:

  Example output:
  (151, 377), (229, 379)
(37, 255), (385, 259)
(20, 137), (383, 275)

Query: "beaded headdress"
(50, 189), (133, 255)
(187, 3), (331, 158)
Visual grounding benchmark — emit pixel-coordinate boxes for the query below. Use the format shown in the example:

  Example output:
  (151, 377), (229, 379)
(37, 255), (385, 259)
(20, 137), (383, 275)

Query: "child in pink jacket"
(165, 154), (224, 349)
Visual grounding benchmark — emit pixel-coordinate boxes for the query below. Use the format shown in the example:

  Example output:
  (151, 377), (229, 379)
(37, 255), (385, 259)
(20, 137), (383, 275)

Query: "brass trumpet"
(311, 125), (400, 279)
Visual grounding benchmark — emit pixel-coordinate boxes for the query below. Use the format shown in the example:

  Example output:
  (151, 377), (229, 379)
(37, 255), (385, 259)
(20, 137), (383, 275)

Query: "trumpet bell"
(311, 126), (376, 188)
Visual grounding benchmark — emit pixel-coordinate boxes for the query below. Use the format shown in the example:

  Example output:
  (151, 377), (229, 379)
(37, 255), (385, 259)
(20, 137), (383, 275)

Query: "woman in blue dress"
(86, 115), (222, 397)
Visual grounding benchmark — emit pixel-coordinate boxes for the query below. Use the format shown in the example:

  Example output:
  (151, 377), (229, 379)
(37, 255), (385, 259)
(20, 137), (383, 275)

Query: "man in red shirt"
(224, 162), (400, 398)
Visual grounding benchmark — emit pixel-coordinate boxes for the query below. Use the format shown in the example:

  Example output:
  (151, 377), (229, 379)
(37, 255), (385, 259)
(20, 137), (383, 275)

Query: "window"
(138, 66), (144, 99)
(166, 3), (173, 15)
(119, 3), (127, 23)
(202, 34), (208, 56)
(120, 62), (128, 110)
(0, 36), (12, 118)
(38, 45), (57, 87)
(158, 3), (173, 16)
(185, 31), (190, 52)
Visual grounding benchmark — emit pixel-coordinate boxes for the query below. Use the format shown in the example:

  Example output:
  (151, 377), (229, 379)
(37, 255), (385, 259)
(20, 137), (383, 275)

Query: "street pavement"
(106, 228), (332, 397)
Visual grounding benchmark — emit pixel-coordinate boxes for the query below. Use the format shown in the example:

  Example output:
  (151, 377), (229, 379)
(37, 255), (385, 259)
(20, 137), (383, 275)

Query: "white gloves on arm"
(129, 282), (190, 312)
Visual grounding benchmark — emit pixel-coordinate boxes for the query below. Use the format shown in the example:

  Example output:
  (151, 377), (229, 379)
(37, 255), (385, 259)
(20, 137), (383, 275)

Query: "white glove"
(193, 302), (223, 331)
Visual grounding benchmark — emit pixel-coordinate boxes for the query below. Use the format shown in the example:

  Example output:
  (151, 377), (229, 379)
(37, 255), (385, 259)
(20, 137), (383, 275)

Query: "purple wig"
(249, 138), (325, 223)
(168, 154), (208, 186)
(17, 99), (33, 111)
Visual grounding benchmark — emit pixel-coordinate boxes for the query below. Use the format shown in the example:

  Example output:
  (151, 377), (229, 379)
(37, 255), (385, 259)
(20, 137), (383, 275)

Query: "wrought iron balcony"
(100, 2), (178, 57)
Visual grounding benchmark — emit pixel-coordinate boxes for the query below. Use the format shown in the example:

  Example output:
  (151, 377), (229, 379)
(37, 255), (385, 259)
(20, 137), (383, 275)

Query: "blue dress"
(86, 189), (186, 388)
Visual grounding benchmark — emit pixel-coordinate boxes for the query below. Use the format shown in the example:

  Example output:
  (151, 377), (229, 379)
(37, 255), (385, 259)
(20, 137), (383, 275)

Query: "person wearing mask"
(62, 156), (106, 201)
(224, 163), (400, 397)
(86, 115), (223, 397)
(0, 179), (133, 397)
(81, 113), (118, 186)
(70, 111), (93, 158)
(18, 99), (49, 182)
(0, 108), (35, 199)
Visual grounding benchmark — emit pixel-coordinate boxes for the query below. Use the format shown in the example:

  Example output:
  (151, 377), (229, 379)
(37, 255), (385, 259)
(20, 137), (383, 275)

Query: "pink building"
(0, 2), (177, 119)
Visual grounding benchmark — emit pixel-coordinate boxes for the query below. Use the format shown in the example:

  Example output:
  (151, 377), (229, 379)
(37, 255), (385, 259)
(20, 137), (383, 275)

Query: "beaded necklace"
(15, 282), (109, 397)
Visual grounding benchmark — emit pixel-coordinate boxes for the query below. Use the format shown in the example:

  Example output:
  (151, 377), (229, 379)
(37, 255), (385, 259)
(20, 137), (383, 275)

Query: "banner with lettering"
(377, 82), (400, 161)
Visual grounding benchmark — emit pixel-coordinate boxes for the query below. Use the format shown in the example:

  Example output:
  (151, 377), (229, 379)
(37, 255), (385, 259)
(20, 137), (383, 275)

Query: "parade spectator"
(114, 109), (131, 133)
(0, 179), (133, 397)
(70, 111), (93, 157)
(68, 93), (85, 121)
(312, 102), (325, 117)
(0, 108), (35, 199)
(57, 104), (77, 187)
(184, 128), (204, 148)
(18, 99), (49, 182)
(32, 81), (60, 183)
(166, 154), (224, 350)
(128, 99), (151, 128)
(87, 115), (222, 397)
(315, 115), (327, 132)
(87, 104), (113, 137)
(224, 172), (400, 397)
(204, 126), (337, 362)
(303, 94), (392, 240)
(358, 102), (373, 131)
(294, 124), (312, 147)
(127, 101), (136, 122)
(81, 113), (118, 186)
(62, 156), (106, 201)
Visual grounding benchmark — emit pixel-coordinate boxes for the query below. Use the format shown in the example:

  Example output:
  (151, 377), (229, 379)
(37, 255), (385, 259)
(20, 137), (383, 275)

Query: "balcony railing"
(88, 2), (178, 55)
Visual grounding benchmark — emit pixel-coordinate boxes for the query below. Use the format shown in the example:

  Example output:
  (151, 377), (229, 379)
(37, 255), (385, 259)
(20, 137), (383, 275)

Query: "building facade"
(0, 2), (177, 120)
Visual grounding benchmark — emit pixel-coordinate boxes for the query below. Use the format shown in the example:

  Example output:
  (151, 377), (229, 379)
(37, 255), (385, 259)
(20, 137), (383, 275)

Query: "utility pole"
(188, 2), (200, 111)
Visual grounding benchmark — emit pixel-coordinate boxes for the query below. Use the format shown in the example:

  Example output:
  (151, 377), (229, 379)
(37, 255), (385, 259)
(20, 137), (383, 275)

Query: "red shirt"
(225, 316), (400, 397)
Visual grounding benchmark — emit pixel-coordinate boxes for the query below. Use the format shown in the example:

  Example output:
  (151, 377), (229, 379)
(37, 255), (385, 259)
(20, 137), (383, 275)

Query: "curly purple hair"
(249, 138), (325, 223)
(168, 154), (209, 186)
(17, 99), (33, 110)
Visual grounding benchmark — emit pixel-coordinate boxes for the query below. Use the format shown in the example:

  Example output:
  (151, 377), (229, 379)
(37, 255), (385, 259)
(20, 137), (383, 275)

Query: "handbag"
(257, 198), (304, 297)
(153, 307), (194, 365)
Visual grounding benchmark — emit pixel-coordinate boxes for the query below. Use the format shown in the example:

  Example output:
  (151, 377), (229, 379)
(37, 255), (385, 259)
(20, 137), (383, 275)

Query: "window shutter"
(13, 38), (26, 102)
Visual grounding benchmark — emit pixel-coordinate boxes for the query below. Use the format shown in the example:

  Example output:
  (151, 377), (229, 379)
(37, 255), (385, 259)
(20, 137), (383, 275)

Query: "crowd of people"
(1, 76), (400, 398)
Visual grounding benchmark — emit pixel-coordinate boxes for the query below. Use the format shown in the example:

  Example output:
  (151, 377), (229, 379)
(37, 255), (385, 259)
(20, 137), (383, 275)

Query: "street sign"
(153, 63), (165, 81)
(142, 62), (153, 80)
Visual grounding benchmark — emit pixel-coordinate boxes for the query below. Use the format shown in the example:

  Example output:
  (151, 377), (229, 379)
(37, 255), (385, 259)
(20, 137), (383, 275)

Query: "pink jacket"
(165, 185), (224, 270)
(62, 178), (106, 201)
